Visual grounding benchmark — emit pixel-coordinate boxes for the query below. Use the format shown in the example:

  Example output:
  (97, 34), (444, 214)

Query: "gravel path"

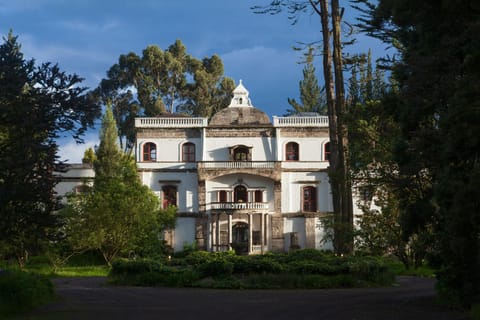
(15, 276), (467, 320)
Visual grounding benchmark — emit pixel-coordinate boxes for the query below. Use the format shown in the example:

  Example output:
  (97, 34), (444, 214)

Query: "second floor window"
(143, 142), (156, 162)
(182, 142), (195, 162)
(162, 185), (177, 209)
(234, 146), (249, 161)
(218, 190), (228, 203)
(286, 142), (299, 161)
(324, 142), (331, 161)
(234, 185), (248, 203)
(303, 186), (317, 212)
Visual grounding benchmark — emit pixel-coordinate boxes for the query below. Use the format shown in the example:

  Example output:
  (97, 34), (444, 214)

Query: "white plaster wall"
(283, 217), (306, 250)
(174, 218), (196, 252)
(137, 138), (202, 162)
(281, 171), (332, 213)
(315, 217), (334, 251)
(277, 137), (330, 161)
(204, 137), (275, 161)
(144, 171), (199, 213)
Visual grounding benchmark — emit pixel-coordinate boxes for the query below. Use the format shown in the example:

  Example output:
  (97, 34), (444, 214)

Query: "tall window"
(218, 190), (227, 203)
(286, 142), (299, 161)
(302, 186), (317, 212)
(162, 185), (177, 209)
(234, 185), (248, 202)
(143, 142), (156, 162)
(254, 190), (263, 203)
(324, 142), (331, 161)
(234, 146), (249, 161)
(182, 142), (195, 162)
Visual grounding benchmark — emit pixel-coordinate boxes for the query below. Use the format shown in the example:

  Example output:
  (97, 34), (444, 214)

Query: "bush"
(231, 255), (284, 274)
(198, 258), (234, 278)
(110, 259), (163, 278)
(0, 270), (55, 316)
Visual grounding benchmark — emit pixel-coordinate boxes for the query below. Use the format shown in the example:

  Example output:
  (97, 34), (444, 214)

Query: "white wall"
(281, 171), (332, 213)
(174, 218), (196, 252)
(204, 137), (275, 161)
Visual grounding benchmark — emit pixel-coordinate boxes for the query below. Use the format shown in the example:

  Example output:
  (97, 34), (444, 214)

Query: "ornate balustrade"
(135, 117), (208, 128)
(273, 116), (328, 127)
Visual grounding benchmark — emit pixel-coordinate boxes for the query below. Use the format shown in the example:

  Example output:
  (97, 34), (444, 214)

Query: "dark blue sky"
(0, 0), (388, 162)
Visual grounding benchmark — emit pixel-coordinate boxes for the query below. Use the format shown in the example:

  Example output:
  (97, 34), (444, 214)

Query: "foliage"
(286, 47), (327, 115)
(82, 147), (96, 166)
(109, 250), (394, 289)
(60, 106), (171, 265)
(93, 39), (234, 152)
(0, 270), (54, 316)
(0, 31), (100, 267)
(353, 0), (480, 308)
(254, 0), (354, 255)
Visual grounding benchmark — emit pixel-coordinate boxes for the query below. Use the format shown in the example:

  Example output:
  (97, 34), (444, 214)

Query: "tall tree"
(254, 0), (354, 254)
(61, 106), (174, 265)
(0, 32), (100, 266)
(353, 0), (480, 307)
(286, 47), (327, 115)
(94, 40), (234, 152)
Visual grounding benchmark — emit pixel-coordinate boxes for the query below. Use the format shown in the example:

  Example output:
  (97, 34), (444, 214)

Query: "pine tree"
(286, 47), (327, 115)
(0, 32), (99, 266)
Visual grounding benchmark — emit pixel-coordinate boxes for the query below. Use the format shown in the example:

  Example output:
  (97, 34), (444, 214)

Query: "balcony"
(135, 117), (208, 128)
(210, 202), (269, 213)
(198, 161), (280, 181)
(273, 116), (328, 127)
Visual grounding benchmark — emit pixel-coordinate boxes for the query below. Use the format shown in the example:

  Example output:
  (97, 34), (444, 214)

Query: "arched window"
(182, 142), (195, 162)
(234, 146), (249, 161)
(162, 185), (177, 209)
(234, 185), (248, 203)
(286, 142), (299, 161)
(324, 142), (331, 161)
(302, 186), (317, 212)
(143, 142), (156, 162)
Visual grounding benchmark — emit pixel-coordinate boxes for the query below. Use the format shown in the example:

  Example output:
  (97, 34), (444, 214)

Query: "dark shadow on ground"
(13, 276), (467, 320)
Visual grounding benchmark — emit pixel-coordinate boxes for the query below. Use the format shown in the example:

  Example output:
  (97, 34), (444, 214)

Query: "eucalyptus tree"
(94, 40), (234, 153)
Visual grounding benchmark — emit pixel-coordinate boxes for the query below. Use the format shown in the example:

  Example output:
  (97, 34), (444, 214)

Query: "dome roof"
(209, 80), (271, 126)
(210, 106), (271, 126)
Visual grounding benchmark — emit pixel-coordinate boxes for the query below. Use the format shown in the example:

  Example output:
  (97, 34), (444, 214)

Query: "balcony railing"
(200, 161), (275, 169)
(210, 202), (269, 211)
(273, 116), (328, 127)
(135, 117), (208, 128)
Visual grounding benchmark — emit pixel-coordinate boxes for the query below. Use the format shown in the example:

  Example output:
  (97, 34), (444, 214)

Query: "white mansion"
(59, 81), (353, 254)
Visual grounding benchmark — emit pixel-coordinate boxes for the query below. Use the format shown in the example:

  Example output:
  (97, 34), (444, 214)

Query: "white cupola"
(227, 80), (253, 108)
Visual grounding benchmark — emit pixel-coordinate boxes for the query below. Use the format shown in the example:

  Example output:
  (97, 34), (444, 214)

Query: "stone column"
(260, 213), (265, 254)
(248, 213), (253, 254)
(215, 213), (220, 252)
(227, 213), (232, 250)
(271, 181), (284, 251)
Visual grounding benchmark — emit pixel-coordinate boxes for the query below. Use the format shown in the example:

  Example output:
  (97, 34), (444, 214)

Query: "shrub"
(198, 258), (234, 278)
(110, 259), (163, 278)
(184, 250), (214, 266)
(0, 270), (55, 316)
(231, 256), (284, 274)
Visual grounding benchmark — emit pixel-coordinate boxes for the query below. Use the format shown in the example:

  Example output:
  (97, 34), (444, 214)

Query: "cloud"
(58, 18), (120, 33)
(57, 136), (98, 164)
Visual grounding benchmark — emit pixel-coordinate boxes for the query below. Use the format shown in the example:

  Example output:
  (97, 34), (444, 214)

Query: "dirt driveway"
(15, 276), (467, 320)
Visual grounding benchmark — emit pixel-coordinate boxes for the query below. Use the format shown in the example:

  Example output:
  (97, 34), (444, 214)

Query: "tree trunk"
(318, 0), (354, 254)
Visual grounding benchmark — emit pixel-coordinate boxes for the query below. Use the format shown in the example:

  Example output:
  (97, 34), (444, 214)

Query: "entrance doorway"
(232, 222), (249, 254)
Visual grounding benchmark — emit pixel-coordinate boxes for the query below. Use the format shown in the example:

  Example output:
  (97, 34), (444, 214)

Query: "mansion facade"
(59, 81), (355, 254)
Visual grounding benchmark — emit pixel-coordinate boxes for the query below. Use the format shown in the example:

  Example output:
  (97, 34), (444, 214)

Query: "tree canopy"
(353, 0), (480, 307)
(93, 39), (234, 152)
(0, 32), (100, 266)
(61, 106), (175, 265)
